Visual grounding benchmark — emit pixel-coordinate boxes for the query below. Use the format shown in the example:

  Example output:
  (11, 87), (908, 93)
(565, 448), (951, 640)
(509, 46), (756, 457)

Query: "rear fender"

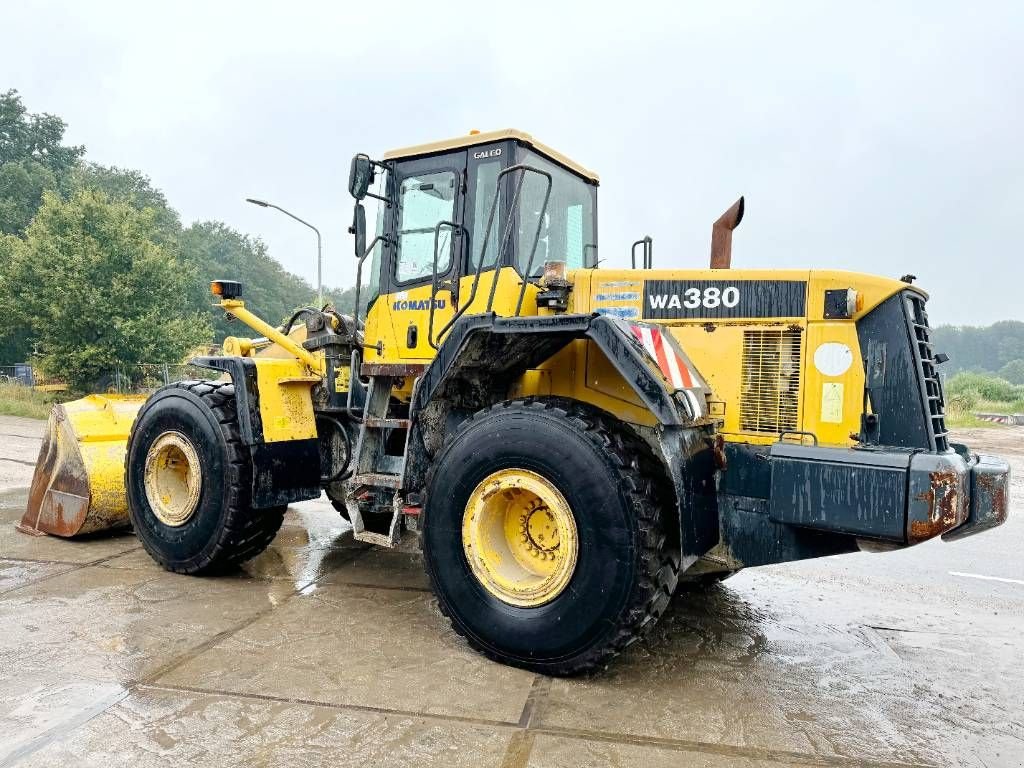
(407, 313), (721, 565)
(191, 356), (320, 508)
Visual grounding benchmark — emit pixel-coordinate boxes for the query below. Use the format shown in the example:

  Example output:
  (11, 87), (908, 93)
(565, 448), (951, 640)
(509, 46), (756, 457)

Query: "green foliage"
(0, 91), (358, 373)
(997, 359), (1024, 386)
(0, 381), (58, 420)
(931, 321), (1024, 374)
(179, 221), (323, 341)
(0, 89), (83, 235)
(0, 159), (56, 235)
(945, 387), (979, 412)
(72, 163), (181, 244)
(946, 372), (1023, 403)
(0, 234), (34, 362)
(1, 190), (210, 391)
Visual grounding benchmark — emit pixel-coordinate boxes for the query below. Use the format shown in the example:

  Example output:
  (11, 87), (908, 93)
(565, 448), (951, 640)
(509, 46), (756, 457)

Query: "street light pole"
(245, 198), (323, 307)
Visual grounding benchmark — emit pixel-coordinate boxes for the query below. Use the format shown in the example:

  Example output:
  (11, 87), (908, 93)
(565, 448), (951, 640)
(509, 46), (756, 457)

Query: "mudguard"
(191, 356), (321, 509)
(408, 312), (721, 566)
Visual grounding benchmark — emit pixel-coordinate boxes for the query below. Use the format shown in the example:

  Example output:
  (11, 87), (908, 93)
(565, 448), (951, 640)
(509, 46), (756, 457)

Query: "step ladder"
(345, 364), (423, 547)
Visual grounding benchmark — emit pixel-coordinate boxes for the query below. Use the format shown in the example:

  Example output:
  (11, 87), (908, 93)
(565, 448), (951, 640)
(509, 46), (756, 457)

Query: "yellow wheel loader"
(22, 129), (1010, 674)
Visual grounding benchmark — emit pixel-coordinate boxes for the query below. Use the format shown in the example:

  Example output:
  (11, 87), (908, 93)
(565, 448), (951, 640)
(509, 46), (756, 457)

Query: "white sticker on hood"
(814, 342), (854, 377)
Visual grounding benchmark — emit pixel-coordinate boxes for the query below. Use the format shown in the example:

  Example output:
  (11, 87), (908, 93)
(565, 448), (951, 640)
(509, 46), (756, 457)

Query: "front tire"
(422, 399), (679, 675)
(126, 380), (285, 575)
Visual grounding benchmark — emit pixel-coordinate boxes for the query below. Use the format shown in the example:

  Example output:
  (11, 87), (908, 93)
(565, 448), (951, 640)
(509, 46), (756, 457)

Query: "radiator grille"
(740, 329), (802, 433)
(904, 293), (949, 451)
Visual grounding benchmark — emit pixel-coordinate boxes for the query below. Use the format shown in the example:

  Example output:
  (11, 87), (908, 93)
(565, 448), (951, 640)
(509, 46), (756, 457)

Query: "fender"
(192, 356), (321, 509)
(411, 313), (711, 425)
(407, 313), (720, 565)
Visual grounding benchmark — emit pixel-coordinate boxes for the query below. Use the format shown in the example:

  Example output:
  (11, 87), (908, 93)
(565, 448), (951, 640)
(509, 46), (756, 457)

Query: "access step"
(351, 472), (403, 490)
(363, 417), (411, 430)
(360, 363), (426, 377)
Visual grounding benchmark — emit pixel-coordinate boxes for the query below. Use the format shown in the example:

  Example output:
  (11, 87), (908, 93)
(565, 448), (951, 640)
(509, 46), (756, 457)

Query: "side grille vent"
(904, 293), (949, 451)
(740, 329), (802, 434)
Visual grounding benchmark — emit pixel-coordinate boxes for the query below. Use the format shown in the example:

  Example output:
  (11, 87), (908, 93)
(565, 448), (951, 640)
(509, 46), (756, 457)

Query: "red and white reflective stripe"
(630, 324), (694, 390)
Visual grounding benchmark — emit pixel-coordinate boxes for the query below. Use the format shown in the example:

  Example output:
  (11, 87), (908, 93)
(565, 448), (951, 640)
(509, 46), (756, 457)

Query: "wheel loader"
(21, 129), (1010, 674)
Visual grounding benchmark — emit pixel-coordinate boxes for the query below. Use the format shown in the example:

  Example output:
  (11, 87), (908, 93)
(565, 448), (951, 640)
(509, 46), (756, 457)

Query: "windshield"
(515, 148), (597, 275)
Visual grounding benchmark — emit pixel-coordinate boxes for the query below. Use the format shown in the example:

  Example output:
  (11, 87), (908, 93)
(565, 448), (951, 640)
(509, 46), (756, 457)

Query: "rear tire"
(126, 380), (286, 575)
(422, 399), (680, 675)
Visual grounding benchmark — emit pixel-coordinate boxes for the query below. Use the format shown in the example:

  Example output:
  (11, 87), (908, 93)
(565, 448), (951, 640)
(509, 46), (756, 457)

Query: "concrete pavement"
(0, 414), (1021, 767)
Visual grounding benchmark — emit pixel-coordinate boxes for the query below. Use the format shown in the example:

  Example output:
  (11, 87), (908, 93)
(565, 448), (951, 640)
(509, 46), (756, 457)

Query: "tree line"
(0, 89), (355, 391)
(931, 321), (1024, 385)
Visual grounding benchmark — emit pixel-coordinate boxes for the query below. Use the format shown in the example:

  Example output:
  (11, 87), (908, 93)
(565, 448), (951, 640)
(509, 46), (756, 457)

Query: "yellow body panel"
(365, 267), (536, 365)
(366, 264), (915, 448)
(578, 267), (912, 447)
(251, 358), (319, 443)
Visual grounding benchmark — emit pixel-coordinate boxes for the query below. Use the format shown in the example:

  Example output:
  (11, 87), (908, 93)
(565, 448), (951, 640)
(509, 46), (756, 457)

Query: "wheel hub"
(521, 502), (560, 558)
(462, 469), (578, 607)
(144, 431), (202, 527)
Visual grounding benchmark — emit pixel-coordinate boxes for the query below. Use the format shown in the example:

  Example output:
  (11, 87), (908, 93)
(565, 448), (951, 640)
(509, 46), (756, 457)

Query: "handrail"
(427, 220), (466, 350)
(631, 236), (653, 269)
(352, 234), (388, 351)
(430, 164), (553, 347)
(513, 169), (553, 316)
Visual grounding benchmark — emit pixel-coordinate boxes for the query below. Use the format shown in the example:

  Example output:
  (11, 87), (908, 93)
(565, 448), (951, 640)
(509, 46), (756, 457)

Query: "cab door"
(382, 152), (467, 360)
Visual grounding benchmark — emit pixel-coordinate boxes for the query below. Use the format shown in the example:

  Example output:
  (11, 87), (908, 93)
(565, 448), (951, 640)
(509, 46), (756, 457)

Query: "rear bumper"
(941, 453), (1011, 542)
(768, 444), (1009, 545)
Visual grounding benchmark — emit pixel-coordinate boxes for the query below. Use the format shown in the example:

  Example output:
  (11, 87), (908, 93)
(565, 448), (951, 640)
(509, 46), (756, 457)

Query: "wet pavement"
(0, 415), (1021, 767)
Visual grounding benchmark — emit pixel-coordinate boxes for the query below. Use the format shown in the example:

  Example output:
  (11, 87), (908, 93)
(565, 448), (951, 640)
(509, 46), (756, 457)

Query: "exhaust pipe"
(709, 196), (744, 269)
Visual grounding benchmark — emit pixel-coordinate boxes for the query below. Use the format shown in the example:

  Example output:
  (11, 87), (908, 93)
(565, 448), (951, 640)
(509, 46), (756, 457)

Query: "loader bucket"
(18, 394), (147, 537)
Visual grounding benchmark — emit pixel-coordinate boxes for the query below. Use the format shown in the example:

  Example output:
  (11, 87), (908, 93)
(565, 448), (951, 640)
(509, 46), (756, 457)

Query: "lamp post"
(245, 198), (323, 307)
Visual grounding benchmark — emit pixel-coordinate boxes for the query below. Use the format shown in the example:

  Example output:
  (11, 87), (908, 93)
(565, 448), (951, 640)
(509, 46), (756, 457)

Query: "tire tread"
(128, 380), (285, 575)
(423, 397), (680, 675)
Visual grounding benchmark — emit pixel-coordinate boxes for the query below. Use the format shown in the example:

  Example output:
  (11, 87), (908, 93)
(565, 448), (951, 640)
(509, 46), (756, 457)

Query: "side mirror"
(348, 154), (373, 200)
(351, 203), (366, 258)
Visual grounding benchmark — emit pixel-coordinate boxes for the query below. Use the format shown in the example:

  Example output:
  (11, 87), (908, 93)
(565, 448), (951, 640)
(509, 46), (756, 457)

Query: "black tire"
(422, 399), (680, 676)
(126, 380), (286, 575)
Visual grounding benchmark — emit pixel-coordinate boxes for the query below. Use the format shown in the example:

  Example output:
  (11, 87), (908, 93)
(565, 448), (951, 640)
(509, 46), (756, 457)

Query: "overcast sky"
(3, 1), (1021, 325)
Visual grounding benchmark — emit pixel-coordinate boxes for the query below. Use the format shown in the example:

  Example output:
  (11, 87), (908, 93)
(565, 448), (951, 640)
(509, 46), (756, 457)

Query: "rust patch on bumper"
(975, 471), (1008, 528)
(909, 468), (966, 543)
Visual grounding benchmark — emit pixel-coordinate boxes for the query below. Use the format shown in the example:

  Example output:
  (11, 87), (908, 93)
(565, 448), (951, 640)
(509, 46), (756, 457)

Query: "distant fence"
(0, 362), (224, 395)
(100, 364), (222, 395)
(0, 365), (35, 386)
(974, 412), (1024, 426)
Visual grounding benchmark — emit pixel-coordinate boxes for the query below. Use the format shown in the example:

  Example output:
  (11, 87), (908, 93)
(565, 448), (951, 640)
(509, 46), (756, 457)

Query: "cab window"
(470, 159), (502, 270)
(396, 171), (457, 283)
(515, 150), (597, 276)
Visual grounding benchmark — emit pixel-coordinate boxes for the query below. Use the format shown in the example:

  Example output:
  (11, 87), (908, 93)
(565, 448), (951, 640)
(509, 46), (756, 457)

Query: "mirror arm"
(363, 190), (392, 207)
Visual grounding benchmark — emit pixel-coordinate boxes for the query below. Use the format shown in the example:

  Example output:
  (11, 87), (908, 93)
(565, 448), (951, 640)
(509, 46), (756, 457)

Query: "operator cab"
(349, 129), (599, 322)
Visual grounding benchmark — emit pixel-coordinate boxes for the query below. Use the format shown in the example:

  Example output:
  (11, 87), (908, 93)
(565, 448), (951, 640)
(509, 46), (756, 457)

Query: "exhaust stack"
(709, 196), (745, 269)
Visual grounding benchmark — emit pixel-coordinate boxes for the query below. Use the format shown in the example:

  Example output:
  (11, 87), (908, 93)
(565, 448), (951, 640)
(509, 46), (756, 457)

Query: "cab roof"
(382, 128), (599, 184)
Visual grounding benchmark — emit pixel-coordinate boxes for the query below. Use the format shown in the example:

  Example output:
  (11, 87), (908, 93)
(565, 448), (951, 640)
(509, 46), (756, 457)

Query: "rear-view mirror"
(348, 154), (373, 200)
(351, 203), (366, 258)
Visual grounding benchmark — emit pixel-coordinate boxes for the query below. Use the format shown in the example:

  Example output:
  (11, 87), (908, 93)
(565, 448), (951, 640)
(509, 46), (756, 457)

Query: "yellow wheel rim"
(144, 431), (202, 527)
(462, 469), (578, 607)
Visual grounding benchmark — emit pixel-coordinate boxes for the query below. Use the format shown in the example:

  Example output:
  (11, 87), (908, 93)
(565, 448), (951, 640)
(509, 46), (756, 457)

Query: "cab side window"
(470, 159), (502, 270)
(396, 171), (457, 283)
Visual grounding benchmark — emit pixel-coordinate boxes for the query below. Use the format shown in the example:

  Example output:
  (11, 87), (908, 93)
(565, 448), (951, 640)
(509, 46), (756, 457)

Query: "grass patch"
(945, 411), (1006, 429)
(0, 382), (59, 420)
